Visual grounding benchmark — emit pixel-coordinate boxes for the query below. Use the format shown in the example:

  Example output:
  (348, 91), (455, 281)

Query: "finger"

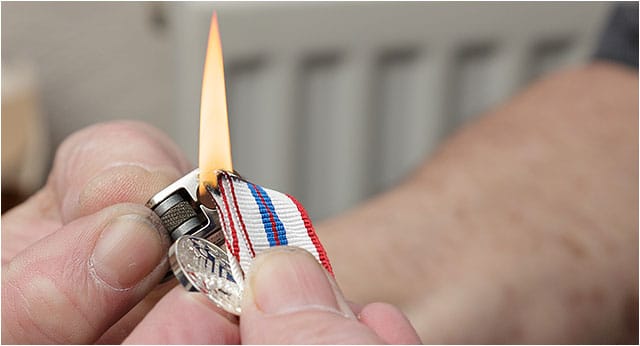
(124, 286), (239, 344)
(2, 203), (170, 344)
(49, 120), (190, 341)
(358, 302), (422, 344)
(2, 187), (62, 264)
(96, 279), (176, 344)
(240, 247), (385, 344)
(49, 120), (192, 222)
(2, 121), (192, 263)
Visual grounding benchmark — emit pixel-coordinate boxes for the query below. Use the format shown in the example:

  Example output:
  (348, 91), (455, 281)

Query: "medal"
(169, 235), (242, 315)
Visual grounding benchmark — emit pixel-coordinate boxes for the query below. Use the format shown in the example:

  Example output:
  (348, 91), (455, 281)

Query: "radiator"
(169, 2), (610, 220)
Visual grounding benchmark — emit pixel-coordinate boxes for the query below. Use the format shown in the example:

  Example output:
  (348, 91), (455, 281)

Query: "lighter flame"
(199, 12), (233, 197)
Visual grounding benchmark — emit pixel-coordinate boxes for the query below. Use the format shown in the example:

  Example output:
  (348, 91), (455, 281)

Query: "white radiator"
(169, 3), (610, 220)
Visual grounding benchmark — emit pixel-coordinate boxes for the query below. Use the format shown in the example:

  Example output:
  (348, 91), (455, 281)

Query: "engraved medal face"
(169, 235), (242, 315)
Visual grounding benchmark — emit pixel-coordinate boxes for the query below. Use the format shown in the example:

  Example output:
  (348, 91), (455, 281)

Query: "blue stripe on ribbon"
(247, 182), (278, 246)
(255, 184), (288, 246)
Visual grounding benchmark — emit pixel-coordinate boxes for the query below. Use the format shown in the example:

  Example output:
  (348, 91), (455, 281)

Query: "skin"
(1, 61), (636, 343)
(320, 62), (638, 343)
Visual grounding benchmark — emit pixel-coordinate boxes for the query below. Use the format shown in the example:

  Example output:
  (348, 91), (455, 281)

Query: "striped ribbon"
(209, 171), (333, 285)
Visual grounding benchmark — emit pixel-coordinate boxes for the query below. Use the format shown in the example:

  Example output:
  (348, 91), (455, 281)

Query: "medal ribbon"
(210, 171), (333, 283)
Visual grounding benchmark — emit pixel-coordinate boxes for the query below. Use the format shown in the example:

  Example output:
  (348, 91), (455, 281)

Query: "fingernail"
(245, 247), (351, 316)
(91, 214), (166, 289)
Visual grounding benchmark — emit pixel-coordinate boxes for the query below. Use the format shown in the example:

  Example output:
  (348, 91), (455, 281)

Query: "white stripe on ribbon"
(210, 171), (333, 283)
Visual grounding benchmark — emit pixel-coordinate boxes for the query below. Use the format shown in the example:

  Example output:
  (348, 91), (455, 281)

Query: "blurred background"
(2, 2), (611, 219)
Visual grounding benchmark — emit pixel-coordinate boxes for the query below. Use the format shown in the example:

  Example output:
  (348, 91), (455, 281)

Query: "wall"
(1, 2), (611, 219)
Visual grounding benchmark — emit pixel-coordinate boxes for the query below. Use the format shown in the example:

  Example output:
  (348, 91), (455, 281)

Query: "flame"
(198, 12), (232, 198)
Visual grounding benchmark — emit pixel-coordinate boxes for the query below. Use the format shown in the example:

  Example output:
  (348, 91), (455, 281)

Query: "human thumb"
(240, 247), (385, 344)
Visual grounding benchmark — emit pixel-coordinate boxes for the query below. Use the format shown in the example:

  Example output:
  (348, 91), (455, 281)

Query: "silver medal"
(169, 235), (242, 315)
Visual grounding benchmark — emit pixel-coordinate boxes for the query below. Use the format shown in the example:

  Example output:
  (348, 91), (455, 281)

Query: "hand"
(125, 247), (421, 344)
(2, 120), (420, 344)
(1, 121), (198, 343)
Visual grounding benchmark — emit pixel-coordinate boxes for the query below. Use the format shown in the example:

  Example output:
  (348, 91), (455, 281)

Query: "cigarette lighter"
(146, 168), (225, 250)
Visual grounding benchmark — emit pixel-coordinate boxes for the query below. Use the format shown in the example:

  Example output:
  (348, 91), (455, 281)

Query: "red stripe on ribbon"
(287, 194), (333, 275)
(218, 176), (240, 261)
(225, 173), (255, 257)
